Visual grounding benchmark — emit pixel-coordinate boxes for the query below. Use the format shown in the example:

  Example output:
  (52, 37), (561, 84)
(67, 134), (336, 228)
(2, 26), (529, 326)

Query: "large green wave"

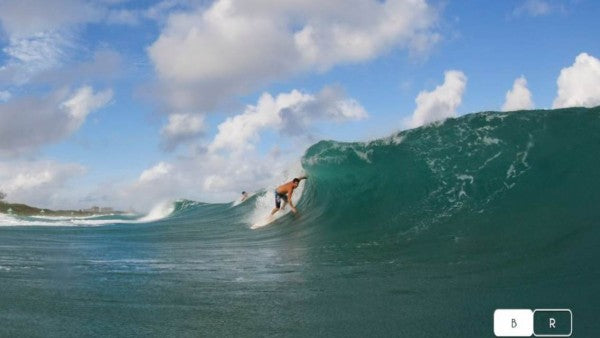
(292, 107), (600, 262)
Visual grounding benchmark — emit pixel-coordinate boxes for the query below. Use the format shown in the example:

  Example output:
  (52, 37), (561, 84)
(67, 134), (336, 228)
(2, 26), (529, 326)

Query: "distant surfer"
(241, 191), (249, 202)
(271, 176), (308, 215)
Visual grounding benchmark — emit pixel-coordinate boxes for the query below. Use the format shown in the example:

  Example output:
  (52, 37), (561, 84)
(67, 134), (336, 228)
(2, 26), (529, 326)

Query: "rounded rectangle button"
(533, 309), (572, 337)
(494, 309), (533, 337)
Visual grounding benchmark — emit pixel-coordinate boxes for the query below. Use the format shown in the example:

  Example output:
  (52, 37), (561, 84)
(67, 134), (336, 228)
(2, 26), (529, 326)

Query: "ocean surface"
(1, 107), (599, 337)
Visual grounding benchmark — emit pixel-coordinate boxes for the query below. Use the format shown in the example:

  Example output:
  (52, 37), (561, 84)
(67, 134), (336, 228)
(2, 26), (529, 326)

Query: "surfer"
(241, 191), (249, 202)
(270, 176), (308, 215)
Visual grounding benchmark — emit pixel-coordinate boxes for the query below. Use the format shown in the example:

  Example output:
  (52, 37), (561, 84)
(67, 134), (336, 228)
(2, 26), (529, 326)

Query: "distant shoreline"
(0, 201), (124, 217)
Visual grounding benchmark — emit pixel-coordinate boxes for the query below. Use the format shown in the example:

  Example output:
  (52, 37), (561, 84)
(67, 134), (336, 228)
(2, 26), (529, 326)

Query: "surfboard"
(251, 215), (275, 229)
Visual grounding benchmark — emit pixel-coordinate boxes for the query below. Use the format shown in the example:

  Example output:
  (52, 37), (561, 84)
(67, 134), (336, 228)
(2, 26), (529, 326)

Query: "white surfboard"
(251, 215), (275, 229)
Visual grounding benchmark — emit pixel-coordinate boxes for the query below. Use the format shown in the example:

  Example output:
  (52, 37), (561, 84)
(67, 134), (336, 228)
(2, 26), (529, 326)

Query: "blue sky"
(1, 0), (599, 211)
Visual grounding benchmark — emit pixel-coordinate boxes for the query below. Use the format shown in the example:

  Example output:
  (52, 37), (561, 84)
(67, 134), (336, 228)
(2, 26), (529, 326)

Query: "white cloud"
(0, 1), (138, 87)
(0, 0), (106, 85)
(160, 113), (205, 150)
(0, 86), (112, 155)
(139, 162), (173, 182)
(147, 0), (439, 112)
(0, 0), (103, 39)
(61, 86), (113, 129)
(0, 0), (197, 87)
(106, 147), (295, 212)
(0, 160), (86, 209)
(513, 0), (553, 17)
(209, 87), (367, 153)
(407, 70), (467, 128)
(0, 31), (70, 84)
(31, 49), (123, 86)
(3, 32), (65, 65)
(99, 86), (365, 211)
(553, 52), (600, 109)
(502, 76), (534, 111)
(209, 91), (308, 153)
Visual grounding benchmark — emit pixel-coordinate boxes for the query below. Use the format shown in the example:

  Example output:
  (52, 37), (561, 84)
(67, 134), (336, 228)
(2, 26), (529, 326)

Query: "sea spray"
(137, 201), (174, 222)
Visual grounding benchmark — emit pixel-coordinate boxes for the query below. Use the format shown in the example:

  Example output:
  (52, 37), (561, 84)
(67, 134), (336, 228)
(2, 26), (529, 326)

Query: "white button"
(494, 309), (533, 337)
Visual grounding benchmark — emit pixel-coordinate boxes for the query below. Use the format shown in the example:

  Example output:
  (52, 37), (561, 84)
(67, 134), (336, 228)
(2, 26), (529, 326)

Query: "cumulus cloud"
(147, 0), (439, 113)
(552, 52), (600, 108)
(407, 70), (467, 128)
(0, 86), (112, 156)
(100, 86), (366, 211)
(105, 147), (292, 212)
(139, 162), (173, 182)
(0, 160), (86, 209)
(209, 87), (367, 153)
(160, 113), (205, 151)
(62, 86), (113, 126)
(502, 76), (534, 111)
(209, 91), (310, 153)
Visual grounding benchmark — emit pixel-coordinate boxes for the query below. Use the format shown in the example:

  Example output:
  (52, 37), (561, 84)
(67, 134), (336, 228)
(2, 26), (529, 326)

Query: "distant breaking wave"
(0, 202), (176, 227)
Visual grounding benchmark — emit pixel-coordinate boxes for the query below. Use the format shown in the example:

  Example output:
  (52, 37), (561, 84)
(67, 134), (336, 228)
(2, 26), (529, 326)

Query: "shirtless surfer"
(270, 176), (308, 215)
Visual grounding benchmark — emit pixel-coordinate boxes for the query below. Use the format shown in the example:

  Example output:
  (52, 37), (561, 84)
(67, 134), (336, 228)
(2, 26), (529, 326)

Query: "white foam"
(482, 136), (500, 145)
(478, 151), (502, 170)
(305, 143), (375, 166)
(485, 113), (509, 121)
(0, 213), (94, 227)
(376, 134), (405, 146)
(456, 174), (474, 184)
(353, 148), (373, 163)
(29, 214), (108, 220)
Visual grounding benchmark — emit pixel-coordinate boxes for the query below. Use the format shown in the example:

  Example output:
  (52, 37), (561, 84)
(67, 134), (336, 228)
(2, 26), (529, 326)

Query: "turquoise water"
(1, 107), (599, 336)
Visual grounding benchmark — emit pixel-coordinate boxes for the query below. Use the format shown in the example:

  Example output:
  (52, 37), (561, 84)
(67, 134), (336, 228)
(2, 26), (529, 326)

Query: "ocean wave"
(2, 107), (599, 241)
